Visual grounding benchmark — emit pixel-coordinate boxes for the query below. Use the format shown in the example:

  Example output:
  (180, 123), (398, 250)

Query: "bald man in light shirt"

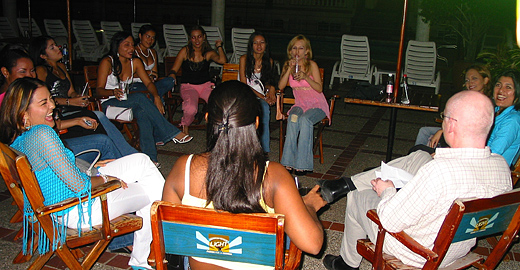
(323, 91), (512, 270)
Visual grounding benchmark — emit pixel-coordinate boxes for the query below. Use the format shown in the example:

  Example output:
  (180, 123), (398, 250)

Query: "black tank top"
(45, 65), (71, 98)
(181, 59), (211, 85)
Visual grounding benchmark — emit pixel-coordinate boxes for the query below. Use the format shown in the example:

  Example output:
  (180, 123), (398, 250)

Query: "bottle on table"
(385, 74), (394, 103)
(401, 74), (410, 104)
(62, 44), (70, 71)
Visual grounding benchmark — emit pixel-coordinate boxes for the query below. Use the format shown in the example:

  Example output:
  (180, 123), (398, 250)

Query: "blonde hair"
(282, 35), (312, 74)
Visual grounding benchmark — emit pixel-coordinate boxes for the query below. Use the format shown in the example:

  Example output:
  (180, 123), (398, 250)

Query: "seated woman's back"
(162, 81), (326, 270)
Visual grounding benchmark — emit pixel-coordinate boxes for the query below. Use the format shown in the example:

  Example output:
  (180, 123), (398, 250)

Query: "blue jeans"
(130, 77), (175, 102)
(258, 98), (271, 152)
(65, 134), (122, 163)
(415, 126), (441, 146)
(102, 92), (181, 162)
(281, 107), (326, 171)
(108, 232), (134, 251)
(93, 111), (138, 157)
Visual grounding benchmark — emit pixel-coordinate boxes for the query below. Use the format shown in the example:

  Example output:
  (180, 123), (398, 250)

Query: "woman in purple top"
(278, 35), (329, 174)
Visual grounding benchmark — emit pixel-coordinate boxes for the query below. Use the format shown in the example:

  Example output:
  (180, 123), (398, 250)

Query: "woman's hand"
(265, 89), (276, 106)
(293, 70), (308, 82)
(94, 159), (115, 168)
(428, 129), (444, 148)
(215, 39), (223, 48)
(114, 88), (125, 101)
(153, 96), (165, 114)
(302, 185), (327, 212)
(78, 117), (98, 130)
(69, 96), (90, 107)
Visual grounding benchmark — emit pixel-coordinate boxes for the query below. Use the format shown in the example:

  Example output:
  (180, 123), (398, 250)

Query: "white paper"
(374, 161), (414, 189)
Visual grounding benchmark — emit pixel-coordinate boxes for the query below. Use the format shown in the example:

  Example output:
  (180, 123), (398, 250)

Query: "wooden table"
(345, 92), (439, 161)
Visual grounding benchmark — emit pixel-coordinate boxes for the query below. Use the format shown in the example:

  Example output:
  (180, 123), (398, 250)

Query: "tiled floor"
(1, 83), (520, 269)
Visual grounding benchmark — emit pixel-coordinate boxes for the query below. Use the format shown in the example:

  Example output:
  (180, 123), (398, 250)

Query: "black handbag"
(347, 81), (384, 101)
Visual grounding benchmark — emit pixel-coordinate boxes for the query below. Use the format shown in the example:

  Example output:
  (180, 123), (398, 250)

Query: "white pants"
(351, 150), (433, 191)
(65, 153), (165, 269)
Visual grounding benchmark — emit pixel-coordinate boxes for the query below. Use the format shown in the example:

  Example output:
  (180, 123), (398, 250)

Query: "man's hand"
(371, 178), (395, 196)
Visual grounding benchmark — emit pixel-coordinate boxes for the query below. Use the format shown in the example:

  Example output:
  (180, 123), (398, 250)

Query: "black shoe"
(317, 176), (355, 203)
(295, 170), (311, 176)
(323, 254), (359, 270)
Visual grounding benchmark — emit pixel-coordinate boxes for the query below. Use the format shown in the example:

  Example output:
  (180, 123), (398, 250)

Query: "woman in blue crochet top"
(0, 77), (164, 270)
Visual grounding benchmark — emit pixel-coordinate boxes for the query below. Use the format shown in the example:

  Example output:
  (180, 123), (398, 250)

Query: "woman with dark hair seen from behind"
(132, 25), (175, 98)
(163, 80), (326, 270)
(239, 31), (276, 153)
(0, 77), (164, 270)
(278, 35), (329, 175)
(169, 25), (227, 135)
(96, 31), (192, 167)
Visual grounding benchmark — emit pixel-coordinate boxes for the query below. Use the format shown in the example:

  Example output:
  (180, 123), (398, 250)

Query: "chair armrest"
(366, 209), (439, 261)
(36, 180), (121, 216)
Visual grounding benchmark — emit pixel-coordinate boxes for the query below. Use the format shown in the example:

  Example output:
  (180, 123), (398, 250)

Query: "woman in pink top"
(278, 35), (329, 174)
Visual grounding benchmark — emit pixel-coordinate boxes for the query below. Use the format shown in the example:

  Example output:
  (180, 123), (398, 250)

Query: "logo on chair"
(196, 231), (243, 255)
(465, 212), (498, 233)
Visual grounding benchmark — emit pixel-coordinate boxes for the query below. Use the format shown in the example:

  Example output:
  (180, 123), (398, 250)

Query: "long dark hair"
(29, 35), (54, 67)
(108, 31), (134, 82)
(245, 32), (276, 87)
(495, 69), (520, 111)
(186, 25), (213, 60)
(0, 45), (32, 87)
(0, 77), (45, 144)
(205, 80), (266, 213)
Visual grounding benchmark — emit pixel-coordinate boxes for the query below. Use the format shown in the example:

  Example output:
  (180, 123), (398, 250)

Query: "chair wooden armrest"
(284, 240), (303, 269)
(36, 180), (121, 216)
(367, 209), (439, 263)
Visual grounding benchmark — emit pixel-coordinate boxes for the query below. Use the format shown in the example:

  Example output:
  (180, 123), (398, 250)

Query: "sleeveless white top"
(133, 49), (155, 83)
(102, 56), (134, 102)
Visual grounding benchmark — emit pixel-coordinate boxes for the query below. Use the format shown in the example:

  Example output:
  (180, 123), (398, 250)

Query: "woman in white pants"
(0, 77), (163, 270)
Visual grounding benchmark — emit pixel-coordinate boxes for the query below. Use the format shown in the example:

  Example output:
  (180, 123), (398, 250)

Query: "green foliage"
(419, 0), (497, 61)
(478, 44), (520, 79)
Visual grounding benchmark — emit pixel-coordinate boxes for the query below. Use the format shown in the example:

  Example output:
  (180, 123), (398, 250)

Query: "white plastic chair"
(72, 20), (105, 62)
(44, 19), (68, 38)
(329, 34), (376, 89)
(100, 21), (123, 50)
(163, 24), (188, 58)
(0, 17), (18, 38)
(17, 18), (42, 37)
(230, 27), (255, 64)
(131, 22), (165, 63)
(404, 40), (441, 94)
(202, 25), (225, 74)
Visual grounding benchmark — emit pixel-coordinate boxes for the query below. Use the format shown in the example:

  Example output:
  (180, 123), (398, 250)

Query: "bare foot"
(182, 125), (189, 135)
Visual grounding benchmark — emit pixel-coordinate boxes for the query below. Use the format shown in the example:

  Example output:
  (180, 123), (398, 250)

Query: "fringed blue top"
(11, 125), (92, 255)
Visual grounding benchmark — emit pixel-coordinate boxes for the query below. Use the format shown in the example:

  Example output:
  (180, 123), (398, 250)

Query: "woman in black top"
(168, 25), (227, 134)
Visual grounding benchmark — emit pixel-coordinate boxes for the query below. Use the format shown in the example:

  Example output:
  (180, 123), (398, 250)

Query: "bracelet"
(98, 173), (109, 183)
(216, 45), (223, 49)
(66, 98), (69, 106)
(168, 70), (177, 76)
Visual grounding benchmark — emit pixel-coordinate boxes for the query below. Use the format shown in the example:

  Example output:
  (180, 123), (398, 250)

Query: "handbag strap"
(75, 149), (101, 175)
(115, 107), (132, 120)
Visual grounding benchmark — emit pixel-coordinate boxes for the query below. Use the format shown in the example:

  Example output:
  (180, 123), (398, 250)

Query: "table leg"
(386, 107), (398, 162)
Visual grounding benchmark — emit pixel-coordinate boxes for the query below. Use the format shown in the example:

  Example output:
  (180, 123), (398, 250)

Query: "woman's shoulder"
(266, 161), (294, 184)
(24, 125), (58, 140)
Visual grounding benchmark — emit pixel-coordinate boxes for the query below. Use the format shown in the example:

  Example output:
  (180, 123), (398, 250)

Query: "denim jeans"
(130, 77), (175, 103)
(415, 126), (441, 146)
(65, 134), (122, 163)
(92, 111), (138, 157)
(102, 92), (181, 162)
(108, 232), (135, 251)
(281, 107), (326, 171)
(258, 98), (271, 152)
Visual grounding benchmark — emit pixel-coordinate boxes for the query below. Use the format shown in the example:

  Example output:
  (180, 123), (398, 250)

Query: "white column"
(415, 0), (430, 41)
(212, 0), (226, 41)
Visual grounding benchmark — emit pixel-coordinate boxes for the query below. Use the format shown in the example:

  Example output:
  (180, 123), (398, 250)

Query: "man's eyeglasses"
(440, 112), (457, 122)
